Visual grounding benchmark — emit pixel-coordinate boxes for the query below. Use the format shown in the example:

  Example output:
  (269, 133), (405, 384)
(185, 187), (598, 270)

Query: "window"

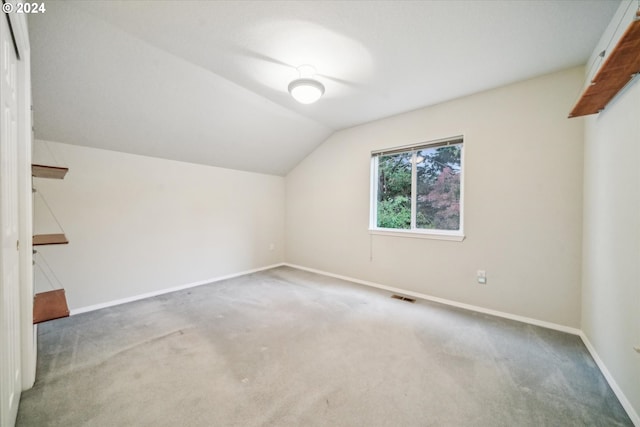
(370, 136), (464, 240)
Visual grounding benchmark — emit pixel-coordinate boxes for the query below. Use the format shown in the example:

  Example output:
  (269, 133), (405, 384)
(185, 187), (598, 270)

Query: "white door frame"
(5, 3), (35, 391)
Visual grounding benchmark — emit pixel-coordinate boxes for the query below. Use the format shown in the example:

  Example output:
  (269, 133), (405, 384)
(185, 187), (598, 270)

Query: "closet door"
(0, 11), (22, 427)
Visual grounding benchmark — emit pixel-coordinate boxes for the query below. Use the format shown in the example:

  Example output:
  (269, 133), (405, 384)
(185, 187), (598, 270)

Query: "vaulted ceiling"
(28, 1), (620, 175)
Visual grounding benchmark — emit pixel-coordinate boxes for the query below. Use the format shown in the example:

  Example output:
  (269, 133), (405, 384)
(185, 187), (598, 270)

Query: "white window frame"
(369, 136), (465, 241)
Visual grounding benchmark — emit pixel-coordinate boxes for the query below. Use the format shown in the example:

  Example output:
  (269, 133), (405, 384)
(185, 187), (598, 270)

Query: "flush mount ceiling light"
(288, 65), (325, 104)
(288, 79), (325, 104)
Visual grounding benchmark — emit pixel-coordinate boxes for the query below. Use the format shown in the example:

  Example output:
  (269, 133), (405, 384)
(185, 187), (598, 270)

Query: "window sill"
(369, 228), (465, 242)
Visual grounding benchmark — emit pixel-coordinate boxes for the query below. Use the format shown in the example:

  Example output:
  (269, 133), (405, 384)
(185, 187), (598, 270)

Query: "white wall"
(286, 67), (584, 328)
(33, 140), (285, 310)
(581, 1), (640, 422)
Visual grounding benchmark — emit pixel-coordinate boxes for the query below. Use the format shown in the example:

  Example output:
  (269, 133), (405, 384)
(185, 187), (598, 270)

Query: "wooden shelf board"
(32, 164), (68, 179)
(33, 289), (70, 324)
(33, 233), (69, 246)
(569, 12), (640, 118)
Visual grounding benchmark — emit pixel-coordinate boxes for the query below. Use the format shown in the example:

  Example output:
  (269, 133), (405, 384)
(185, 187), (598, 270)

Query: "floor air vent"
(391, 294), (416, 303)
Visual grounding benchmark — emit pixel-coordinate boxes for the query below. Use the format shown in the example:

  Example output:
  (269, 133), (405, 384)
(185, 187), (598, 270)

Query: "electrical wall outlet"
(269, 243), (275, 251)
(477, 270), (487, 284)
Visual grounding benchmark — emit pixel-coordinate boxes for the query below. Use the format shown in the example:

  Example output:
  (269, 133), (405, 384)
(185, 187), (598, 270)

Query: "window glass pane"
(415, 145), (462, 230)
(377, 152), (412, 229)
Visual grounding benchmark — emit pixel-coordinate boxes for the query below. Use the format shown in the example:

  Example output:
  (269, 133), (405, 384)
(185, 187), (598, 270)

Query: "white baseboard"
(71, 263), (285, 315)
(579, 332), (640, 426)
(283, 263), (580, 335)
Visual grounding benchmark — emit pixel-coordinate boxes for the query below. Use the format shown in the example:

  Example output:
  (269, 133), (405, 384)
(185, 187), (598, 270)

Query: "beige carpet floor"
(17, 266), (633, 426)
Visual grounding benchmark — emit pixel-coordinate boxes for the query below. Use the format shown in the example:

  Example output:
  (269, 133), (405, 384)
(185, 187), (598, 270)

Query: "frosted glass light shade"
(288, 78), (325, 104)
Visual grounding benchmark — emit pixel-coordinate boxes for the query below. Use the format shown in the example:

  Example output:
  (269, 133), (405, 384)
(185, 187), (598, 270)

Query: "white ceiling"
(28, 0), (620, 175)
